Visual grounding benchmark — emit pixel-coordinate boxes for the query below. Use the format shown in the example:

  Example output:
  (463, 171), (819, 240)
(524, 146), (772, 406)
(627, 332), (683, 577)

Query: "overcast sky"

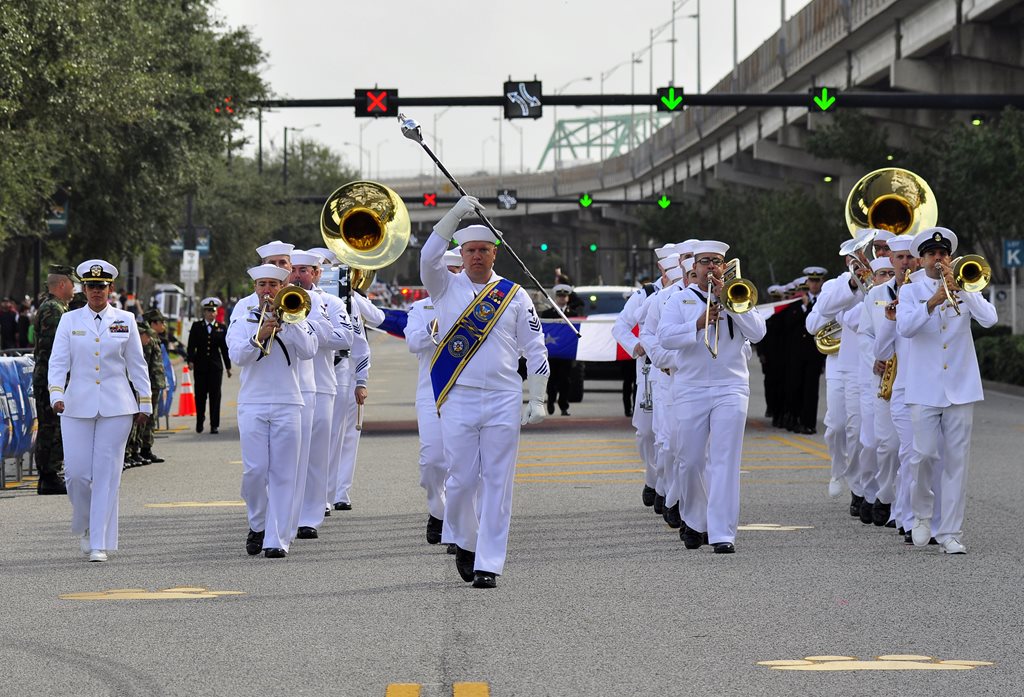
(214, 0), (813, 179)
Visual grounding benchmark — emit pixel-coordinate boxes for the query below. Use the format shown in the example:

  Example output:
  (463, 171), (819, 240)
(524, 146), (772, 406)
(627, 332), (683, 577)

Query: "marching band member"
(289, 250), (354, 540)
(227, 262), (317, 559)
(781, 269), (826, 434)
(406, 247), (464, 544)
(659, 241), (766, 553)
(541, 283), (576, 416)
(421, 196), (548, 589)
(186, 297), (231, 435)
(896, 228), (997, 553)
(48, 259), (152, 562)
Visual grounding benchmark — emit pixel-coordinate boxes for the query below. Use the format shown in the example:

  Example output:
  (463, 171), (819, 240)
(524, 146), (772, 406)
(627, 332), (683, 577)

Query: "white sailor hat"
(767, 284), (784, 296)
(442, 246), (464, 266)
(681, 257), (695, 274)
(247, 264), (290, 282)
(552, 283), (573, 295)
(911, 227), (958, 258)
(665, 265), (684, 282)
(654, 243), (678, 260)
(693, 240), (729, 257)
(453, 225), (499, 245)
(290, 249), (323, 267)
(200, 297), (222, 309)
(306, 247), (338, 265)
(887, 234), (915, 252)
(77, 259), (118, 284)
(676, 240), (697, 257)
(872, 229), (895, 243)
(793, 276), (809, 288)
(870, 257), (894, 272)
(803, 266), (828, 279)
(256, 240), (294, 259)
(657, 253), (681, 272)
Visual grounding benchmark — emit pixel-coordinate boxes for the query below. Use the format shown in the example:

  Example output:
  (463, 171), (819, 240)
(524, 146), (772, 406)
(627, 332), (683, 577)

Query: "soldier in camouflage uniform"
(33, 265), (76, 495)
(126, 319), (167, 467)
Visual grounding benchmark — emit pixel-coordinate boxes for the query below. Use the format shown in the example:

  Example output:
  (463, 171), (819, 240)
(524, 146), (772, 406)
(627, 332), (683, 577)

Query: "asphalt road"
(2, 331), (1022, 696)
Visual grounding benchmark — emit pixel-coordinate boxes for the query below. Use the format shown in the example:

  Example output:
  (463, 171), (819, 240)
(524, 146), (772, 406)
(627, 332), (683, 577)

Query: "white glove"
(433, 195), (484, 241)
(521, 373), (548, 426)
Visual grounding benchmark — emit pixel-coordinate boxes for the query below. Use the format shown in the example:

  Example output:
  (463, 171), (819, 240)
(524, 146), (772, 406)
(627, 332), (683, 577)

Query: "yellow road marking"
(518, 446), (637, 454)
(229, 460), (243, 464)
(758, 655), (994, 671)
(518, 459), (643, 468)
(767, 435), (830, 460)
(519, 439), (633, 447)
(742, 464), (829, 470)
(516, 468), (644, 478)
(385, 685), (421, 697)
(145, 500), (245, 508)
(790, 434), (829, 451)
(61, 587), (244, 600)
(453, 683), (490, 697)
(516, 477), (644, 484)
(738, 523), (814, 531)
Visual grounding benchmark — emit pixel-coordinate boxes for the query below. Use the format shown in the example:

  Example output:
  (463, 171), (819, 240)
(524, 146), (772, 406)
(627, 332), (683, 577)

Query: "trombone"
(253, 285), (312, 355)
(838, 232), (877, 293)
(940, 254), (991, 316)
(703, 259), (758, 359)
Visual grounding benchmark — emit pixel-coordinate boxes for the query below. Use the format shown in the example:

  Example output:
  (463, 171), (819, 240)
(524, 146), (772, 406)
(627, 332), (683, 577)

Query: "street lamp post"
(283, 123), (320, 191)
(600, 58), (642, 160)
(554, 76), (592, 170)
(508, 121), (524, 173)
(342, 140), (370, 177)
(375, 140), (389, 180)
(481, 135), (496, 172)
(432, 107), (452, 187)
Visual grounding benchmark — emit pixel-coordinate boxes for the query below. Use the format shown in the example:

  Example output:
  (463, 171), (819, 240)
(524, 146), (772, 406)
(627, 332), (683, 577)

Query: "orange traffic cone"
(174, 364), (196, 417)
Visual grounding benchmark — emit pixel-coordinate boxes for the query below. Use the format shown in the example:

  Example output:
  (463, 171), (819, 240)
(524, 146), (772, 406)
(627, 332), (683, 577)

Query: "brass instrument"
(321, 180), (411, 294)
(639, 362), (653, 412)
(429, 317), (440, 347)
(838, 233), (877, 293)
(814, 320), (842, 355)
(878, 355), (897, 400)
(253, 285), (312, 356)
(703, 259), (757, 359)
(845, 168), (938, 237)
(941, 254), (992, 316)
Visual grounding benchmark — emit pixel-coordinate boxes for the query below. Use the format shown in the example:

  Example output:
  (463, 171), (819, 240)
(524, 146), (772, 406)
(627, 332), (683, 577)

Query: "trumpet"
(940, 254), (991, 316)
(253, 285), (312, 355)
(839, 233), (876, 293)
(703, 259), (758, 359)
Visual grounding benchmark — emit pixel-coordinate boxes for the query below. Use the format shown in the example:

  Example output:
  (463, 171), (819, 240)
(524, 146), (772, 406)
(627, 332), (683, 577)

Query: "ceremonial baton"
(398, 113), (581, 338)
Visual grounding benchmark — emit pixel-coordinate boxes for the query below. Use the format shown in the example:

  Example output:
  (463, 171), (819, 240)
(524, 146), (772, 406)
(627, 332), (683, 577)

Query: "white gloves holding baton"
(434, 195), (485, 242)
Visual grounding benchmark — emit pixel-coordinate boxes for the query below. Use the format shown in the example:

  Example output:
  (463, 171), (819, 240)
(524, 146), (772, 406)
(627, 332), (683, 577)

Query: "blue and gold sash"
(430, 278), (520, 411)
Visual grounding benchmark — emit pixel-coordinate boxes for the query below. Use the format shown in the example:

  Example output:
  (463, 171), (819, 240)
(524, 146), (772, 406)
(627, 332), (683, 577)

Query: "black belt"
(333, 349), (350, 365)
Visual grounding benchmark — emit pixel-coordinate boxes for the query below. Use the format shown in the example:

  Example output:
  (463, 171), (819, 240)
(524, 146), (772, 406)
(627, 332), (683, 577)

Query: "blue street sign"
(1004, 239), (1024, 268)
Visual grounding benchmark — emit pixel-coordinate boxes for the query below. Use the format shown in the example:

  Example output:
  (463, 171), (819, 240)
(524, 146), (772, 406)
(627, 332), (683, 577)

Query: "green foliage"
(806, 111), (907, 169)
(975, 335), (1024, 386)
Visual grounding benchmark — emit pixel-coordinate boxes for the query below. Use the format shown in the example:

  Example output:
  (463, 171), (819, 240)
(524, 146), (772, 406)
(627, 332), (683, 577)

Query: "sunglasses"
(84, 282), (109, 289)
(695, 257), (725, 266)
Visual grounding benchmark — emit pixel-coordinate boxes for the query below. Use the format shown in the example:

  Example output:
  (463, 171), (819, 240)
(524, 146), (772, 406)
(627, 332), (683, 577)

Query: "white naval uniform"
(420, 232), (549, 576)
(638, 281), (684, 509)
(896, 273), (997, 542)
(227, 292), (317, 552)
(612, 281), (662, 493)
(48, 305), (152, 552)
(329, 292), (382, 507)
(659, 285), (766, 544)
(406, 298), (447, 520)
(294, 286), (353, 531)
(865, 279), (901, 512)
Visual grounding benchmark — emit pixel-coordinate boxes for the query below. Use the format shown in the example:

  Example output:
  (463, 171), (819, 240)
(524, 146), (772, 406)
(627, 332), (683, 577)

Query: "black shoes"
(210, 428), (219, 434)
(446, 544), (457, 555)
(641, 486), (656, 507)
(560, 409), (570, 416)
(681, 525), (707, 549)
(264, 548), (287, 558)
(246, 529), (265, 556)
(796, 425), (816, 434)
(455, 546), (476, 582)
(333, 502), (352, 511)
(664, 502), (682, 529)
(426, 515), (443, 545)
(296, 526), (318, 539)
(472, 572), (497, 589)
(653, 495), (665, 515)
(872, 501), (891, 527)
(546, 402), (555, 415)
(140, 450), (164, 464)
(713, 542), (736, 554)
(858, 499), (874, 525)
(849, 493), (864, 517)
(196, 423), (204, 433)
(37, 476), (67, 496)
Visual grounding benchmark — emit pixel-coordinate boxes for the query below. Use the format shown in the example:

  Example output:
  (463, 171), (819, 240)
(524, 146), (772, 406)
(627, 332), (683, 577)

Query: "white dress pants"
(676, 387), (749, 545)
(840, 371), (866, 497)
(858, 374), (879, 503)
(416, 403), (447, 520)
(290, 391), (317, 533)
(298, 393), (335, 529)
(327, 373), (354, 507)
(655, 377), (679, 507)
(650, 379), (670, 496)
(910, 402), (974, 543)
(823, 377), (848, 482)
(873, 394), (900, 507)
(632, 394), (657, 489)
(440, 386), (521, 576)
(61, 414), (133, 551)
(238, 403), (302, 551)
(889, 388), (917, 529)
(332, 386), (361, 505)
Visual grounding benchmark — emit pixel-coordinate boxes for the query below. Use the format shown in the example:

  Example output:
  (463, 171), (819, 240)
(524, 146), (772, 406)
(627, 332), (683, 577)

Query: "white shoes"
(79, 531), (90, 556)
(88, 550), (108, 562)
(940, 538), (967, 554)
(911, 518), (932, 547)
(828, 478), (846, 499)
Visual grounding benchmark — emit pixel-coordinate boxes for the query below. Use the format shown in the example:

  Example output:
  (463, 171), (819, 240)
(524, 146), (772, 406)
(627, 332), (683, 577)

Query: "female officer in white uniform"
(48, 259), (152, 562)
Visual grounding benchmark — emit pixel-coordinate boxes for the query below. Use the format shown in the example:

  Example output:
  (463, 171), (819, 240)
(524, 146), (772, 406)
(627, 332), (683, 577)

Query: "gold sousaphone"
(320, 180), (411, 292)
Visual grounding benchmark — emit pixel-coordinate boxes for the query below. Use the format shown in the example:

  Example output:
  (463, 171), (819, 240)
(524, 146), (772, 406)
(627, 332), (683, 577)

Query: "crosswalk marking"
(384, 684), (421, 697)
(453, 683), (490, 696)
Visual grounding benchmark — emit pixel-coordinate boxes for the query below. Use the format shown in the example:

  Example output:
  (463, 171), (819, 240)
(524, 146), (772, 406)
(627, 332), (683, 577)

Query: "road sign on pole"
(1003, 239), (1023, 268)
(503, 80), (542, 119)
(180, 250), (200, 284)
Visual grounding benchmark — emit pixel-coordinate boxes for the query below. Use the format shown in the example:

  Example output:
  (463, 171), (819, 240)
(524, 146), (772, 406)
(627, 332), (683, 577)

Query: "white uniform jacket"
(406, 297), (438, 407)
(612, 280), (662, 357)
(895, 271), (997, 407)
(639, 281), (684, 372)
(420, 232), (549, 391)
(658, 285), (766, 388)
(809, 273), (863, 325)
(227, 291), (318, 406)
(309, 286), (355, 395)
(48, 306), (152, 417)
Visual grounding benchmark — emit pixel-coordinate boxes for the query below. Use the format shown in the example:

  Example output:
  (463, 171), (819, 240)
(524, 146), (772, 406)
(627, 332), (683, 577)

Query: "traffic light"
(214, 96), (235, 115)
(422, 192), (437, 207)
(355, 88), (399, 117)
(589, 243), (598, 252)
(539, 243), (549, 252)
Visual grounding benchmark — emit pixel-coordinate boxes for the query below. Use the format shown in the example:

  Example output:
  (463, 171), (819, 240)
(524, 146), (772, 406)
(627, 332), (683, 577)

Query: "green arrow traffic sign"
(813, 87), (837, 111)
(579, 193), (593, 208)
(657, 195), (671, 209)
(659, 87), (683, 111)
